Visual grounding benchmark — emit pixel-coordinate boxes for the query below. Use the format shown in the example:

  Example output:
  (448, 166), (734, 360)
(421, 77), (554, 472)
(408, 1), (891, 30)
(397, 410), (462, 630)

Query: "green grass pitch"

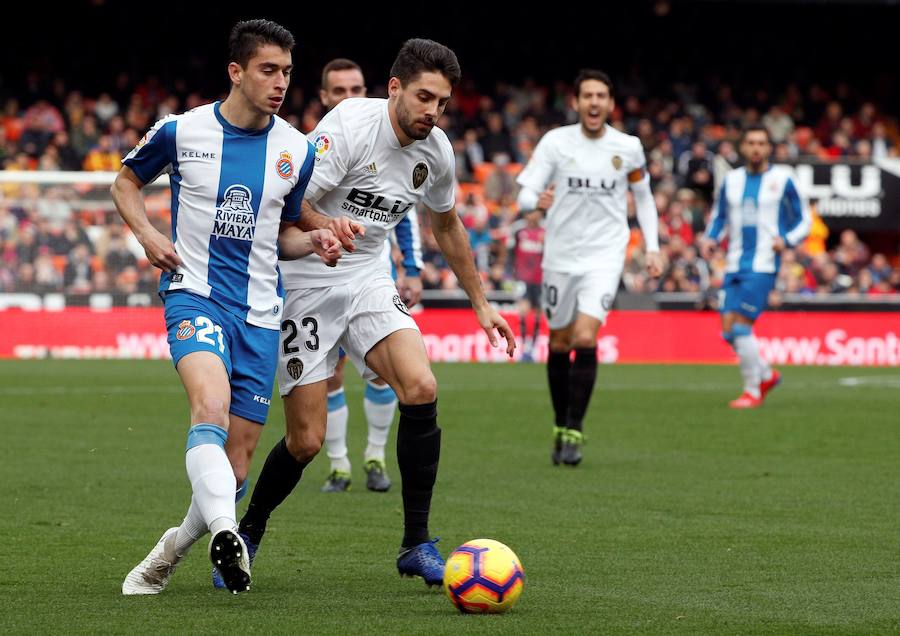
(1, 360), (897, 634)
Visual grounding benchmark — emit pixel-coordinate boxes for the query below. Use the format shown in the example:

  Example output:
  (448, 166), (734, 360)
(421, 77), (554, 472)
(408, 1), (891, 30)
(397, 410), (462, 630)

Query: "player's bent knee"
(398, 372), (437, 405)
(572, 334), (597, 349)
(284, 427), (323, 462)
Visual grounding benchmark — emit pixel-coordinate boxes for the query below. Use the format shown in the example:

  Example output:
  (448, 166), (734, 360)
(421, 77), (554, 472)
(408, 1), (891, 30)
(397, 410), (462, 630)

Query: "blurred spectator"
(82, 135), (121, 171)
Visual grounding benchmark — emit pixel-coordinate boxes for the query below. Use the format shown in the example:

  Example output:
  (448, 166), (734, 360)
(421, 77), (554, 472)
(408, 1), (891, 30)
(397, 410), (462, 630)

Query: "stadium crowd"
(1, 75), (899, 300)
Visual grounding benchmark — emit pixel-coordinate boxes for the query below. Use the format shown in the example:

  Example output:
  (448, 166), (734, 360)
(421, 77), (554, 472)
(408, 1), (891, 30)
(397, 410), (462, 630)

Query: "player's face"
(233, 44), (293, 116)
(575, 79), (613, 137)
(740, 131), (772, 170)
(320, 69), (366, 110)
(390, 71), (452, 142)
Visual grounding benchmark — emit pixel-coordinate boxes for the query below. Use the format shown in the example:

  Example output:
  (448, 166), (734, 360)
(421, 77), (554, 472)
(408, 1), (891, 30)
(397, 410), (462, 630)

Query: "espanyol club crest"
(176, 319), (195, 340)
(287, 357), (304, 381)
(611, 155), (623, 170)
(413, 162), (428, 189)
(276, 150), (294, 179)
(314, 133), (331, 161)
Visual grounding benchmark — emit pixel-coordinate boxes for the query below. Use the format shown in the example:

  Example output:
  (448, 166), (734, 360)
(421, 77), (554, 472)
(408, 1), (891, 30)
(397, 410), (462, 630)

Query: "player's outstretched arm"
(110, 166), (181, 272)
(429, 207), (516, 357)
(297, 199), (365, 252)
(278, 224), (342, 266)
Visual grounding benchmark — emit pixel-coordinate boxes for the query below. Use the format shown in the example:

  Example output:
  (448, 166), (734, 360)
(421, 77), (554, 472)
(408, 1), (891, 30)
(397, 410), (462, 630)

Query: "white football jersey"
(280, 98), (455, 288)
(517, 124), (646, 274)
(123, 102), (314, 329)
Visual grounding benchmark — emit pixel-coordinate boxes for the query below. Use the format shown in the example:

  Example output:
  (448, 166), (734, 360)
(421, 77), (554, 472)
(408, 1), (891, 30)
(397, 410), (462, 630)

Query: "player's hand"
(536, 183), (555, 212)
(700, 238), (717, 261)
(138, 227), (181, 272)
(327, 217), (366, 252)
(646, 251), (663, 278)
(310, 229), (342, 267)
(474, 303), (516, 357)
(772, 236), (786, 253)
(397, 274), (423, 306)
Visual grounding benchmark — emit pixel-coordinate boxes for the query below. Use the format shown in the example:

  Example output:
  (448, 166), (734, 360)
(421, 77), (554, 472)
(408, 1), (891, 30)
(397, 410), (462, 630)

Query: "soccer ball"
(444, 539), (525, 614)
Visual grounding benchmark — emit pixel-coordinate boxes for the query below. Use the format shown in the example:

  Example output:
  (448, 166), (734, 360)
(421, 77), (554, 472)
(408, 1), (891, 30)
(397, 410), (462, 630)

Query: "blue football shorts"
(164, 290), (279, 424)
(719, 272), (777, 321)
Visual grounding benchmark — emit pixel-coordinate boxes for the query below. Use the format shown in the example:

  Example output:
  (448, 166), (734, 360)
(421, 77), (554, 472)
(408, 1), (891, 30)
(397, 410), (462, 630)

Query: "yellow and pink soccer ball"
(443, 539), (525, 614)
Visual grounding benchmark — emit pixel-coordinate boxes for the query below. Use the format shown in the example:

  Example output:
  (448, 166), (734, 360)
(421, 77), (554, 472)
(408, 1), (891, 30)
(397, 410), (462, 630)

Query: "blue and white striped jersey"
(123, 102), (315, 329)
(705, 165), (811, 274)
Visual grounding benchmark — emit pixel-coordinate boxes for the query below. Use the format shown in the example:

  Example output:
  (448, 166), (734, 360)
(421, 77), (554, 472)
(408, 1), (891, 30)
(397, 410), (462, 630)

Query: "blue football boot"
(397, 538), (445, 587)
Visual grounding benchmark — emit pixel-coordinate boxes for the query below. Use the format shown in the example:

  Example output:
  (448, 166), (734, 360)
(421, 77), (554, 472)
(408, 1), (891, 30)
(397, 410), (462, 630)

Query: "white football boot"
(122, 527), (181, 595)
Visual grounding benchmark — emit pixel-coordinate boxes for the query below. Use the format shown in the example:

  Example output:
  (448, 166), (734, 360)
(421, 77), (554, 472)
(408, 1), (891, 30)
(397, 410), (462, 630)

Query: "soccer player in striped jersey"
(235, 38), (515, 589)
(701, 124), (811, 408)
(115, 19), (340, 595)
(314, 58), (424, 495)
(516, 69), (662, 466)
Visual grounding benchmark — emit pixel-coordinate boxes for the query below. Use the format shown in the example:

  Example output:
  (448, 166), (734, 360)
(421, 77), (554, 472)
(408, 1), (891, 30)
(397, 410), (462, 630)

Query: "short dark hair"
(228, 19), (295, 68)
(389, 38), (461, 87)
(741, 124), (772, 144)
(321, 58), (362, 89)
(574, 69), (614, 98)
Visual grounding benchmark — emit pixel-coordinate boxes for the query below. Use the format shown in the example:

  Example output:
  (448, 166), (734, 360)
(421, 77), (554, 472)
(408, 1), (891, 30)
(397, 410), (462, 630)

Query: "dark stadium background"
(2, 0), (898, 109)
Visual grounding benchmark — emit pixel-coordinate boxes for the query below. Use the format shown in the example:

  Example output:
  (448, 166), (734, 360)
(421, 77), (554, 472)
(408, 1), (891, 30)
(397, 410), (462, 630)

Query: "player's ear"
(388, 77), (402, 97)
(228, 62), (243, 87)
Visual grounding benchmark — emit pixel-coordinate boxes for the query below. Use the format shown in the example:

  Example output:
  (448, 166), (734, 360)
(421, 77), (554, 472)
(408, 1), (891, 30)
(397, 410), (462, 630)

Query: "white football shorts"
(541, 268), (623, 330)
(276, 272), (419, 395)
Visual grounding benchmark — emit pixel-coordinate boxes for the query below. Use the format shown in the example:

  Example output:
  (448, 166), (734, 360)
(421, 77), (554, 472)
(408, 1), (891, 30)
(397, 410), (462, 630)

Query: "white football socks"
(325, 389), (351, 472)
(185, 438), (237, 536)
(364, 381), (397, 462)
(734, 334), (762, 398)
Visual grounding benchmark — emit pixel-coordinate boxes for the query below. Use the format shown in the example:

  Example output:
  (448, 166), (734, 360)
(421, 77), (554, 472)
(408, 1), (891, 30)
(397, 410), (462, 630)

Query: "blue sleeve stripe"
(394, 214), (420, 275)
(706, 181), (728, 240)
(281, 141), (316, 223)
(186, 423), (228, 451)
(779, 178), (802, 241)
(124, 120), (175, 184)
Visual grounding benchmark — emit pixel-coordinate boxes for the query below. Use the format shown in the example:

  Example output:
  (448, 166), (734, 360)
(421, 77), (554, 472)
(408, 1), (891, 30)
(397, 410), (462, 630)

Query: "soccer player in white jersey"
(313, 58), (424, 495)
(114, 20), (340, 595)
(233, 39), (515, 588)
(516, 69), (663, 467)
(701, 125), (811, 408)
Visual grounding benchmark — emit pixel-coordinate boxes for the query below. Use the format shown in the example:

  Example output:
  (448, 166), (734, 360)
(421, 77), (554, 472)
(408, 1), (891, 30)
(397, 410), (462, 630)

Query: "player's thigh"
(276, 286), (349, 397)
(363, 328), (435, 405)
(574, 268), (621, 326)
(175, 351), (231, 426)
(327, 353), (349, 392)
(541, 270), (579, 331)
(282, 379), (329, 460)
(165, 292), (232, 426)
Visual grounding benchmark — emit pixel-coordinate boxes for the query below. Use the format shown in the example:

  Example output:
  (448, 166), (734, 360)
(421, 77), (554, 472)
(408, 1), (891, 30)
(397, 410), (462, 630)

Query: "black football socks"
(547, 350), (571, 427)
(238, 437), (309, 545)
(566, 347), (598, 432)
(397, 401), (440, 548)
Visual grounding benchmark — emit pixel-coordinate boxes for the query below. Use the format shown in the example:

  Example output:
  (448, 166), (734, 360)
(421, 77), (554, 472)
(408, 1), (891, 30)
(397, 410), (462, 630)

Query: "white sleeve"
(516, 134), (556, 192)
(630, 173), (660, 252)
(304, 106), (351, 203)
(422, 138), (456, 213)
(516, 186), (540, 212)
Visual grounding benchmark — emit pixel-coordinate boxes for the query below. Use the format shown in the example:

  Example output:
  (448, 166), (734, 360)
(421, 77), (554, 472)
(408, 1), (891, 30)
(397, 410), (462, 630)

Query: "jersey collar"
(214, 101), (275, 137)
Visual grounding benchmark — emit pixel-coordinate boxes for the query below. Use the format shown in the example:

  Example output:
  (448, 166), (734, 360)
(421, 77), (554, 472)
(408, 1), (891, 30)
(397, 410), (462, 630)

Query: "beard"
(396, 99), (433, 141)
